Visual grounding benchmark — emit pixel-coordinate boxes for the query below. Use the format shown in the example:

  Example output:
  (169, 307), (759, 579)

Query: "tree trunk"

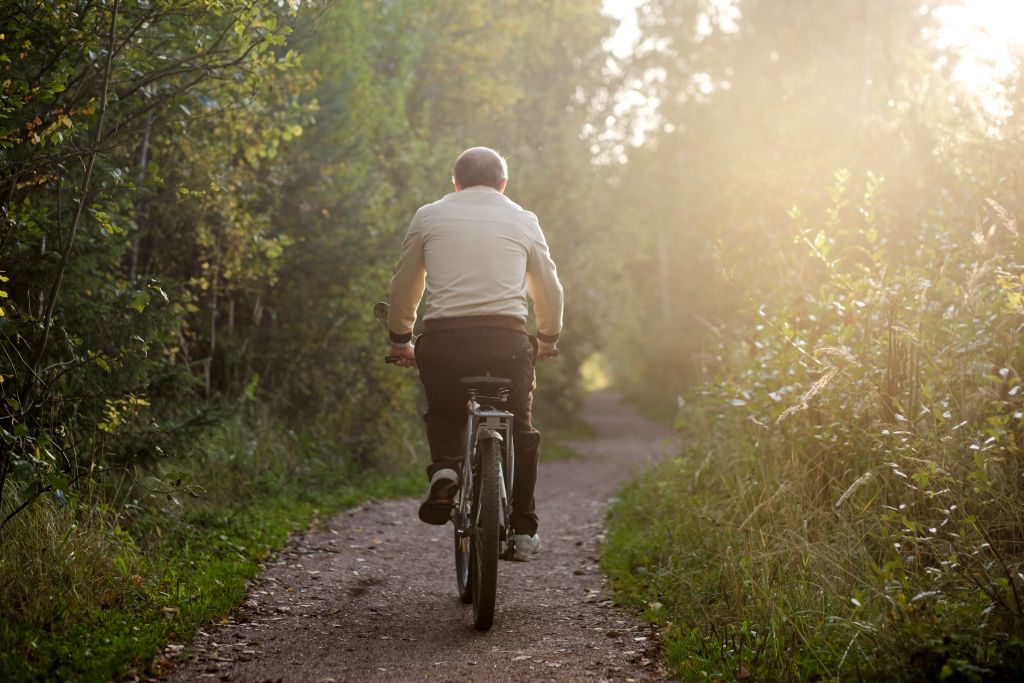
(129, 114), (154, 283)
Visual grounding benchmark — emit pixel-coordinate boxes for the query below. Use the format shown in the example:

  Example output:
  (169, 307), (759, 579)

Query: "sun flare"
(934, 0), (1024, 110)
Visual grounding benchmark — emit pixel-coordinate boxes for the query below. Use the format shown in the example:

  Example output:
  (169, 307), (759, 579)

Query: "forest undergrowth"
(604, 172), (1024, 682)
(0, 411), (424, 681)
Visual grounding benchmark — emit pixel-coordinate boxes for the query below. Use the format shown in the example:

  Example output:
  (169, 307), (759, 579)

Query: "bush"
(604, 171), (1024, 681)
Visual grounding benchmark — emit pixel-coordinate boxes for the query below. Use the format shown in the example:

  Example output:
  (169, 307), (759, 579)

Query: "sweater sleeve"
(524, 213), (564, 343)
(387, 211), (426, 343)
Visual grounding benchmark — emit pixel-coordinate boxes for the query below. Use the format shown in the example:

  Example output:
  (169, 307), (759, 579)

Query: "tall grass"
(0, 409), (422, 681)
(603, 172), (1024, 681)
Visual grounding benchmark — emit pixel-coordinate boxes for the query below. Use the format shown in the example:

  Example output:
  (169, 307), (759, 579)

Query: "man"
(387, 146), (563, 562)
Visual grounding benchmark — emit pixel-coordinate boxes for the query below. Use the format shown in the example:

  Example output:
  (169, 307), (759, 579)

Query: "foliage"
(602, 0), (976, 402)
(0, 0), (309, 525)
(600, 2), (1024, 678)
(604, 172), (1024, 681)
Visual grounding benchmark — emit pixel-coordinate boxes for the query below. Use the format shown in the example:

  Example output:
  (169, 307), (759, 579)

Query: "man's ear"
(452, 176), (462, 192)
(497, 178), (508, 194)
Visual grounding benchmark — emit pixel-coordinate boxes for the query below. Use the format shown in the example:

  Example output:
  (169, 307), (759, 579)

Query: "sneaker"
(511, 532), (541, 561)
(418, 468), (459, 525)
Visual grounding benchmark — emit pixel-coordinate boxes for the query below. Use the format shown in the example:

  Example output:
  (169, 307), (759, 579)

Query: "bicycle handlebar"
(384, 349), (558, 364)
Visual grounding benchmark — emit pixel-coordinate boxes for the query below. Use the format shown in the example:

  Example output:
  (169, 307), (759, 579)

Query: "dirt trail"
(166, 391), (675, 682)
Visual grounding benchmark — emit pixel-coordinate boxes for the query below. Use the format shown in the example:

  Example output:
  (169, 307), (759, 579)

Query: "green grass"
(0, 415), (422, 682)
(601, 440), (1024, 682)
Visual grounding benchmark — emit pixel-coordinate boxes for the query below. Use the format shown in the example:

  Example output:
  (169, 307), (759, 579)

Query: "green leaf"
(129, 290), (150, 313)
(243, 373), (260, 401)
(93, 210), (124, 236)
(47, 472), (69, 493)
(148, 282), (169, 303)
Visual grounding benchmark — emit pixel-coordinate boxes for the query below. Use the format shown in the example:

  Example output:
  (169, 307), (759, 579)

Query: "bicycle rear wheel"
(471, 437), (501, 630)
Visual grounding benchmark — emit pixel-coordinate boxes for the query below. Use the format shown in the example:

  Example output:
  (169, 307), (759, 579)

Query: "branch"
(0, 490), (47, 532)
(20, 0), (121, 408)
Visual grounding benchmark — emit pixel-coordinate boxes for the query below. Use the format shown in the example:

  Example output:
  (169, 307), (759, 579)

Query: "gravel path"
(165, 391), (674, 682)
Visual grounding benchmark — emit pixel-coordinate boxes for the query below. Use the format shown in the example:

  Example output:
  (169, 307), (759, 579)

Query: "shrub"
(604, 171), (1024, 681)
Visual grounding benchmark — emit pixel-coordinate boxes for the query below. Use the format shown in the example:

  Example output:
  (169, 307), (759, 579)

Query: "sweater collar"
(459, 185), (501, 193)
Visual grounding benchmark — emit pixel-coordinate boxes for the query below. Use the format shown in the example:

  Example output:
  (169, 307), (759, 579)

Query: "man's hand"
(389, 341), (417, 368)
(537, 340), (559, 360)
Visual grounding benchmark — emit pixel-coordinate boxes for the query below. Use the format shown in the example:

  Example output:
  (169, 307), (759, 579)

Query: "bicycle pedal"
(418, 499), (455, 525)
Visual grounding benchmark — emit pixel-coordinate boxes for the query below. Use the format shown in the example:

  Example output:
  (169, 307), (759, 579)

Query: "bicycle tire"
(455, 509), (472, 603)
(471, 436), (501, 630)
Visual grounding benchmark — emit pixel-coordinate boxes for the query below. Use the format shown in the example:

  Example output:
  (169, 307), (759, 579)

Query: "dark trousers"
(415, 327), (541, 535)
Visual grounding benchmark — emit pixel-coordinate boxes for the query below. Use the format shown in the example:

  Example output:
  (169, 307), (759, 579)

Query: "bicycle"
(373, 302), (520, 631)
(451, 374), (517, 630)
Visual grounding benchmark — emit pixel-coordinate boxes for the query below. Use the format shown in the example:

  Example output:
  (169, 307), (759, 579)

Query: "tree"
(0, 0), (300, 523)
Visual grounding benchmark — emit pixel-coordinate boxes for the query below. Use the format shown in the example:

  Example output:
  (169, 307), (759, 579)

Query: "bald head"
(453, 147), (508, 191)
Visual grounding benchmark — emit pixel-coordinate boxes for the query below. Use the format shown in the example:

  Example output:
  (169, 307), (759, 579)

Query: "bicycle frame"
(456, 397), (515, 551)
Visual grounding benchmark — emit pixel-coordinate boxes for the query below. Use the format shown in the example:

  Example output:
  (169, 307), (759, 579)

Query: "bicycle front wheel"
(471, 436), (501, 630)
(455, 512), (472, 603)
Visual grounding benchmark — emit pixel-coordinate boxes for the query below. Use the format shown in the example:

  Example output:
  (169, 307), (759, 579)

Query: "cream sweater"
(388, 186), (563, 343)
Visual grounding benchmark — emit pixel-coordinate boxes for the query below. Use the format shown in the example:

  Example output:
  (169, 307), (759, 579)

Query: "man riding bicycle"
(387, 146), (563, 562)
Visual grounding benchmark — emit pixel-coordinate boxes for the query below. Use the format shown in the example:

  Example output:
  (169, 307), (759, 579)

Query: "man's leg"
(505, 334), (541, 537)
(510, 426), (540, 535)
(422, 413), (465, 479)
(415, 333), (467, 524)
(416, 333), (467, 476)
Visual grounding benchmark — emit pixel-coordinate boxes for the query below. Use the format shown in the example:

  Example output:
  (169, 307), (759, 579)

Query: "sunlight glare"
(603, 0), (640, 59)
(932, 1), (1024, 115)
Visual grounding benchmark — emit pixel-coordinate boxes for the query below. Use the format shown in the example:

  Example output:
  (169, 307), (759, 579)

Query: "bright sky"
(602, 0), (1024, 117)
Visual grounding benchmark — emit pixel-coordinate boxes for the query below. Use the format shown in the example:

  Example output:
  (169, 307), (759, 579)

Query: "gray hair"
(453, 147), (508, 190)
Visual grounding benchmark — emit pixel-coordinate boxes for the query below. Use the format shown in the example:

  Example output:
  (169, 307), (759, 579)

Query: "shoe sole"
(418, 480), (458, 525)
(511, 549), (540, 562)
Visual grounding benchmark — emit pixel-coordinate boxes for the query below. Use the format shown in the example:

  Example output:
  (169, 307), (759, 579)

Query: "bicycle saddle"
(459, 376), (513, 389)
(460, 376), (513, 401)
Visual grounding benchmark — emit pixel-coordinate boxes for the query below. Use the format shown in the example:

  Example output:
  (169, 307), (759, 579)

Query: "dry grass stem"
(987, 198), (1019, 236)
(739, 482), (790, 531)
(776, 367), (838, 425)
(834, 470), (874, 509)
